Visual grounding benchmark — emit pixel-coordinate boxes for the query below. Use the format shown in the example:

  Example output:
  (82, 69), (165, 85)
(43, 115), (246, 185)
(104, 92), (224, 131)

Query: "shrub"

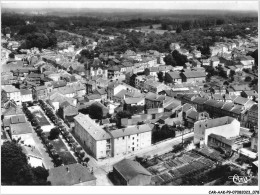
(245, 76), (252, 82)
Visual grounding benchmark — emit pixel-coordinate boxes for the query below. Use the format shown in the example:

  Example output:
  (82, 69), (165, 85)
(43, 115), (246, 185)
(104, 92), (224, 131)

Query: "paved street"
(31, 130), (54, 169)
(98, 132), (194, 169)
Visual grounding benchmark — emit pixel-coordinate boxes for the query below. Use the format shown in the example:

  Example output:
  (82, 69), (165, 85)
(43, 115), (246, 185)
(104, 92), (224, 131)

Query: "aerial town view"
(1, 0), (259, 189)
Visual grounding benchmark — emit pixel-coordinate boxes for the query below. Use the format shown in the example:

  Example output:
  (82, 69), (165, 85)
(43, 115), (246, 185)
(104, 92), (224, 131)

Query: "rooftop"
(22, 145), (43, 159)
(48, 163), (96, 185)
(182, 71), (206, 78)
(74, 113), (111, 141)
(113, 159), (151, 181)
(10, 122), (33, 135)
(109, 124), (152, 138)
(2, 85), (20, 93)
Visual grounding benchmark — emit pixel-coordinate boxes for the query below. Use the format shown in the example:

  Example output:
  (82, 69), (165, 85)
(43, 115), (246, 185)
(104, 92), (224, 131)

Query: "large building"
(74, 113), (112, 159)
(74, 113), (152, 159)
(194, 116), (240, 146)
(109, 124), (152, 157)
(2, 85), (21, 105)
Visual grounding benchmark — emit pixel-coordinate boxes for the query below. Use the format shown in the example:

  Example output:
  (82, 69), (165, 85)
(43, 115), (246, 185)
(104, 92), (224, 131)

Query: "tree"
(218, 67), (227, 78)
(129, 74), (137, 87)
(245, 76), (252, 82)
(46, 33), (57, 48)
(25, 33), (49, 50)
(1, 142), (49, 185)
(88, 104), (103, 120)
(157, 71), (164, 82)
(31, 167), (49, 184)
(223, 81), (229, 86)
(230, 70), (236, 77)
(18, 25), (39, 35)
(164, 54), (177, 66)
(172, 50), (188, 67)
(176, 27), (183, 34)
(49, 127), (60, 140)
(9, 53), (15, 59)
(80, 49), (94, 59)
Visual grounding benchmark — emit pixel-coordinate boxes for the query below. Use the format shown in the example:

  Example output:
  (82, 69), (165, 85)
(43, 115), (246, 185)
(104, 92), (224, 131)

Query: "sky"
(1, 1), (259, 11)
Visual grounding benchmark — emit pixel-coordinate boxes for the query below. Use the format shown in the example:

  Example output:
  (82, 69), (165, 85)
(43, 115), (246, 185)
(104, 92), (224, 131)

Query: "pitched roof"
(74, 113), (111, 141)
(55, 86), (75, 95)
(166, 72), (181, 79)
(10, 122), (33, 135)
(232, 85), (251, 91)
(48, 163), (96, 185)
(113, 159), (151, 181)
(249, 104), (258, 112)
(124, 97), (144, 105)
(52, 80), (67, 88)
(2, 106), (24, 116)
(94, 88), (107, 96)
(2, 85), (20, 93)
(243, 90), (258, 96)
(20, 89), (32, 95)
(22, 145), (43, 159)
(35, 85), (47, 91)
(50, 92), (75, 105)
(109, 124), (152, 138)
(182, 71), (206, 78)
(234, 96), (252, 106)
(10, 115), (26, 124)
(187, 110), (199, 120)
(86, 94), (101, 100)
(182, 103), (193, 112)
(192, 97), (208, 104)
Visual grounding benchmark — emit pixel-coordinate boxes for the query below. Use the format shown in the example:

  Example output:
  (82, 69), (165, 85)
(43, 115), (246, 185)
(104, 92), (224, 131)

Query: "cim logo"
(228, 174), (252, 185)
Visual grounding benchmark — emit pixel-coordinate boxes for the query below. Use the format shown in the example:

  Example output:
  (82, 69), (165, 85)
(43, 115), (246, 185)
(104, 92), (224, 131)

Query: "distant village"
(1, 27), (258, 186)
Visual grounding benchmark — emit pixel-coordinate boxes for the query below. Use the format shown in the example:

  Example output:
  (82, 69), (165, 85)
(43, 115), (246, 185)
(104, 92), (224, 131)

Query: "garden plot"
(47, 133), (77, 165)
(29, 106), (54, 132)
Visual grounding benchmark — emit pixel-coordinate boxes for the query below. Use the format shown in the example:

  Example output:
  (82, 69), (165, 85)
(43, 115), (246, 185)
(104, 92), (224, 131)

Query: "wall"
(194, 119), (240, 145)
(112, 131), (152, 157)
(21, 94), (33, 102)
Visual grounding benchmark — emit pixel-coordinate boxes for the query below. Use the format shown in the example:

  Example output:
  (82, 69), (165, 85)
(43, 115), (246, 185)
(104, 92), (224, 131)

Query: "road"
(92, 132), (194, 173)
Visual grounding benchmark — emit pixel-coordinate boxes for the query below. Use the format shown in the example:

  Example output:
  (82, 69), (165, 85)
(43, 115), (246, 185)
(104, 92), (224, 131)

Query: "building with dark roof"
(74, 113), (111, 159)
(181, 71), (206, 83)
(164, 72), (182, 84)
(48, 163), (96, 185)
(113, 159), (151, 185)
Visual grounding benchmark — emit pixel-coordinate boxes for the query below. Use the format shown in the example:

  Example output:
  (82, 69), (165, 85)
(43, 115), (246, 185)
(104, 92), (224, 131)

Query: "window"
(122, 136), (125, 140)
(132, 137), (134, 140)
